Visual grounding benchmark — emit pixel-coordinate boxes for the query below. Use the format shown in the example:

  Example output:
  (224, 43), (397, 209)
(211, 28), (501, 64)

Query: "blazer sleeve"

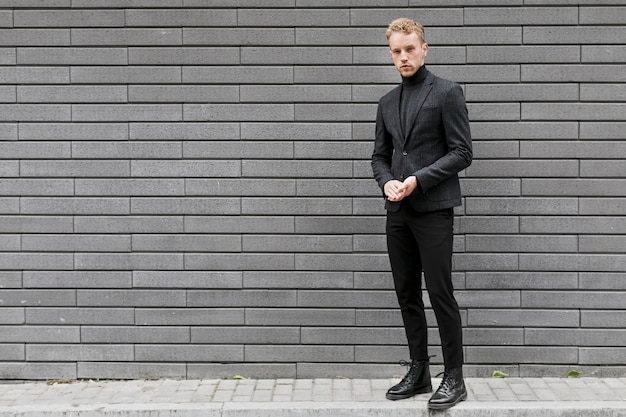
(371, 101), (395, 192)
(413, 83), (472, 192)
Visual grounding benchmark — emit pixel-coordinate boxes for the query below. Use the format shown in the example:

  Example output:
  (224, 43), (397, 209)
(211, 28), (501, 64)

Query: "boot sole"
(427, 390), (468, 409)
(386, 385), (433, 401)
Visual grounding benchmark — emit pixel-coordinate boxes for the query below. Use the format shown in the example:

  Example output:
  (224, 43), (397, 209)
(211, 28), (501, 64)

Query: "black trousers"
(386, 203), (463, 370)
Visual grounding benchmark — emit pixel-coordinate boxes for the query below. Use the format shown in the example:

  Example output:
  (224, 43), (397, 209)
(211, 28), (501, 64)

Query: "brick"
(522, 179), (626, 197)
(72, 142), (181, 159)
(466, 272), (578, 289)
(0, 161), (18, 177)
(466, 160), (578, 177)
(81, 326), (190, 344)
(293, 142), (371, 159)
(188, 289), (296, 309)
(245, 308), (355, 326)
(72, 66), (180, 84)
(133, 271), (242, 289)
(467, 45), (580, 63)
(75, 179), (185, 196)
(136, 345), (243, 362)
(191, 326), (300, 344)
(184, 254), (295, 271)
(0, 272), (22, 288)
(580, 236), (626, 253)
(243, 271), (353, 289)
(466, 235), (578, 253)
(0, 104), (70, 121)
(352, 8), (463, 26)
(468, 309), (579, 327)
(129, 47), (239, 65)
(0, 123), (17, 139)
(473, 141), (519, 159)
(523, 290), (626, 309)
(0, 29), (69, 46)
(0, 142), (70, 158)
(129, 85), (238, 103)
(454, 253), (519, 271)
(0, 307), (24, 324)
(580, 198), (626, 215)
(466, 347), (578, 364)
(295, 216), (385, 234)
(78, 362), (185, 380)
(131, 198), (240, 215)
(130, 122), (239, 140)
(0, 216), (72, 233)
(14, 10), (124, 27)
(72, 28), (182, 46)
(581, 83), (626, 101)
(0, 289), (75, 306)
(126, 8), (236, 26)
(295, 66), (396, 84)
(75, 253), (185, 271)
(0, 345), (25, 361)
(241, 85), (351, 103)
(468, 103), (520, 121)
(297, 290), (396, 308)
(21, 197), (128, 215)
(242, 197), (350, 215)
(521, 254), (626, 273)
(0, 326), (78, 343)
(77, 289), (186, 307)
(243, 160), (351, 178)
(131, 160), (240, 177)
(580, 6), (626, 24)
(0, 48), (15, 65)
(245, 345), (353, 362)
(521, 216), (626, 235)
(184, 142), (293, 159)
(0, 363), (75, 380)
(73, 104), (182, 122)
(18, 85), (127, 103)
(464, 7), (578, 25)
(579, 273), (626, 290)
(582, 45), (626, 63)
(183, 28), (294, 46)
(580, 348), (626, 365)
(132, 234), (241, 252)
(238, 8), (349, 26)
(301, 327), (404, 345)
(0, 86), (15, 103)
(243, 235), (352, 253)
(135, 308), (244, 326)
(471, 121), (578, 139)
(185, 104), (293, 122)
(581, 160), (626, 177)
(185, 216), (294, 234)
(464, 328), (523, 346)
(581, 311), (626, 328)
(526, 329), (626, 346)
(17, 47), (127, 65)
(466, 83), (578, 102)
(523, 64), (626, 82)
(242, 46), (351, 65)
(22, 235), (131, 252)
(24, 271), (131, 289)
(461, 179), (521, 197)
(19, 123), (128, 140)
(27, 344), (133, 361)
(295, 104), (377, 122)
(295, 253), (389, 272)
(183, 66), (292, 84)
(524, 26), (626, 44)
(20, 160), (130, 177)
(241, 122), (351, 140)
(521, 141), (626, 159)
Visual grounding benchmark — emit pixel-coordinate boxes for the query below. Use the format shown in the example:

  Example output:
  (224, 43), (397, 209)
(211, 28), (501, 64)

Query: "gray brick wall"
(0, 2), (624, 381)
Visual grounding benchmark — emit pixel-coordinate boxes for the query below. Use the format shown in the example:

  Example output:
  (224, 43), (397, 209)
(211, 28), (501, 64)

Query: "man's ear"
(423, 43), (429, 56)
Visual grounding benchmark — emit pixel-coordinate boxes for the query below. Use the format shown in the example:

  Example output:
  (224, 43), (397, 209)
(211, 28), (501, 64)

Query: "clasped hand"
(384, 176), (417, 202)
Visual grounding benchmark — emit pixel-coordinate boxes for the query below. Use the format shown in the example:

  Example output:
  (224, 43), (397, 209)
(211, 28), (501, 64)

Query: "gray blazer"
(372, 68), (473, 213)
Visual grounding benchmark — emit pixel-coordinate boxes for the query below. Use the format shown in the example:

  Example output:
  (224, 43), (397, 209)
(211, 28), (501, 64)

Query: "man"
(371, 18), (472, 410)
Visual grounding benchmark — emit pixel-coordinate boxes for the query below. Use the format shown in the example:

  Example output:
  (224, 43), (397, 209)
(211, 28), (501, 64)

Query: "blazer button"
(402, 151), (408, 156)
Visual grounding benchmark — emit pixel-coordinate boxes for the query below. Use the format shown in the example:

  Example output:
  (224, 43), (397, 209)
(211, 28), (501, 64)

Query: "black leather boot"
(386, 359), (432, 400)
(428, 367), (467, 409)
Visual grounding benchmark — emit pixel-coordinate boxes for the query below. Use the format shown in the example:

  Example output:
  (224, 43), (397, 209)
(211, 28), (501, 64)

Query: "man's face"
(388, 31), (428, 77)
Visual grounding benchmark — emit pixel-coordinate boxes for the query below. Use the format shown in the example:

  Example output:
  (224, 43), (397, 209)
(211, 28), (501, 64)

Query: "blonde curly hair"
(386, 18), (425, 44)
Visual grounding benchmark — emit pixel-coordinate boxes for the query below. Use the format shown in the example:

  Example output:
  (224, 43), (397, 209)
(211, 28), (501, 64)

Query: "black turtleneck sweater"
(399, 65), (427, 137)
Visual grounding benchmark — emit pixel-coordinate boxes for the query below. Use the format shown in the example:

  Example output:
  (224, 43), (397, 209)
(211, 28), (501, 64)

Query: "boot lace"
(434, 371), (454, 392)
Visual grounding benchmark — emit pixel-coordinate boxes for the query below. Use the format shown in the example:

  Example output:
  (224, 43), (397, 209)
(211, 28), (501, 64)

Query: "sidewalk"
(0, 377), (624, 416)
